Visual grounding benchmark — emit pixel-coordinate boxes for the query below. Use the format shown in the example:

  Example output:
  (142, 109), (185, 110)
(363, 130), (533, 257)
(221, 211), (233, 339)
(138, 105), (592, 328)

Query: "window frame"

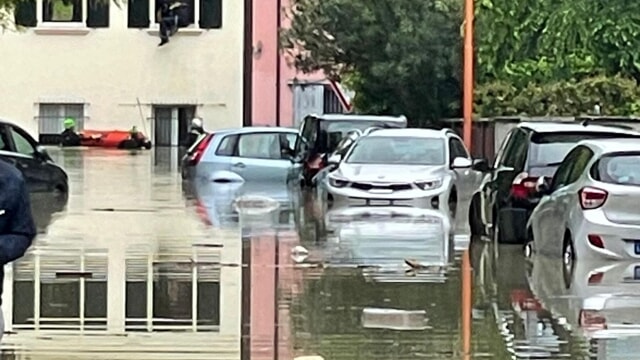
(227, 132), (297, 161)
(8, 125), (38, 157)
(41, 0), (84, 25)
(448, 136), (469, 164)
(550, 146), (584, 191)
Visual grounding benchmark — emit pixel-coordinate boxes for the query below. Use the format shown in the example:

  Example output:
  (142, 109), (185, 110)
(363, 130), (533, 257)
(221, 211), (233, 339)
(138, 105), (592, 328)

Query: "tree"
(281, 0), (463, 125)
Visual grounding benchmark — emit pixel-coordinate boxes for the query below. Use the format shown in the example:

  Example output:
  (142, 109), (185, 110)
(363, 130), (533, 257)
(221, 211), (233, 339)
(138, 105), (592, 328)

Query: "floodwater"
(2, 147), (639, 359)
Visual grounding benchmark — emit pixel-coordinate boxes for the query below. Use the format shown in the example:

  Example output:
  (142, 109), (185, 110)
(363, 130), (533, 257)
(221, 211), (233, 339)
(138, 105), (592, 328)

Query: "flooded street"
(2, 148), (638, 359)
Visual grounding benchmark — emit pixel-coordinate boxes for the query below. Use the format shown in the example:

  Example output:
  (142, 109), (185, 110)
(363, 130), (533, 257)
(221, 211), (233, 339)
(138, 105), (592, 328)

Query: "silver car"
(322, 128), (476, 216)
(527, 138), (640, 264)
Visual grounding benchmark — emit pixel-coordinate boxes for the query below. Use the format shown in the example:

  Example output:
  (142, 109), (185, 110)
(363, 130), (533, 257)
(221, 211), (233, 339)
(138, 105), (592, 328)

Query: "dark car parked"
(468, 121), (640, 244)
(0, 120), (68, 194)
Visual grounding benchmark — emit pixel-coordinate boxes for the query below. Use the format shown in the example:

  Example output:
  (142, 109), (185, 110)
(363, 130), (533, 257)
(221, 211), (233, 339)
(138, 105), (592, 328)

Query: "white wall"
(0, 0), (244, 140)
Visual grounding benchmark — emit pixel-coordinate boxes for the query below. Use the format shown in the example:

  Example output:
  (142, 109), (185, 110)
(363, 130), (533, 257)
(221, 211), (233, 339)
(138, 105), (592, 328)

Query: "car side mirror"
(35, 145), (49, 160)
(471, 158), (490, 172)
(535, 176), (552, 195)
(327, 154), (342, 165)
(451, 157), (472, 169)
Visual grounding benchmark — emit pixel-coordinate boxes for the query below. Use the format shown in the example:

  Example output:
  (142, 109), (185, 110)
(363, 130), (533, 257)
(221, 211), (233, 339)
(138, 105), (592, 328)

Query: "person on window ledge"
(0, 160), (37, 342)
(184, 117), (205, 148)
(60, 118), (81, 147)
(156, 0), (187, 46)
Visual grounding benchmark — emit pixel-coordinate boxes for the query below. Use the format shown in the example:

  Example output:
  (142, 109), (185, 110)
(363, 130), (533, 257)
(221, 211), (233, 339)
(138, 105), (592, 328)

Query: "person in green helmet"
(60, 118), (81, 146)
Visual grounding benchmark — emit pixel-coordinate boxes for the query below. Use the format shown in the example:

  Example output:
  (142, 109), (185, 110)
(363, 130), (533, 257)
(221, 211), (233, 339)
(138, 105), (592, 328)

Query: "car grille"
(350, 182), (413, 191)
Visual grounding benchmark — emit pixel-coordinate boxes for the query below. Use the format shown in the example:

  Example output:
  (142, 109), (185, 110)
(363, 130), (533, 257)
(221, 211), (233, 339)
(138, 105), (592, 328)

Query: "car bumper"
(574, 211), (640, 260)
(327, 185), (450, 211)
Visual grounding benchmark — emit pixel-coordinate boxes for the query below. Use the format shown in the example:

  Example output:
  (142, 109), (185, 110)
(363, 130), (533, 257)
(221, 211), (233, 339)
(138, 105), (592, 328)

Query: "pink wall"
(251, 0), (322, 127)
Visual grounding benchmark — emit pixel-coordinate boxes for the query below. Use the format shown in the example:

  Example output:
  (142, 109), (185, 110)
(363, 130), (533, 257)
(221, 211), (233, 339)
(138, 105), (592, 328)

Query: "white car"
(527, 138), (640, 265)
(321, 128), (478, 217)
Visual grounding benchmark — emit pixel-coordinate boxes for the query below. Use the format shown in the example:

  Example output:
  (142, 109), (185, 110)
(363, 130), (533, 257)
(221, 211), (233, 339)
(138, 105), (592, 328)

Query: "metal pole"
(461, 249), (472, 357)
(463, 0), (475, 150)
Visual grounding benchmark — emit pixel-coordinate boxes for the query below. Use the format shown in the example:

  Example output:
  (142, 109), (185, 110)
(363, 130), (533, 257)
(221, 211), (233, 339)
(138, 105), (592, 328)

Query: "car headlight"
(414, 179), (443, 191)
(328, 176), (349, 188)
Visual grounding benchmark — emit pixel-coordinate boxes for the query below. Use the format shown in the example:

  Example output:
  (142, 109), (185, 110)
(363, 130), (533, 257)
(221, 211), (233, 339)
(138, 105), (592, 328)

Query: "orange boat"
(78, 130), (152, 149)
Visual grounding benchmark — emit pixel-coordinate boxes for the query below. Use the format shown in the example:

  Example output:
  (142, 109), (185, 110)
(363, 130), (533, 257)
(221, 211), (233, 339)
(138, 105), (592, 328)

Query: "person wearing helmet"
(60, 117), (81, 146)
(184, 117), (205, 148)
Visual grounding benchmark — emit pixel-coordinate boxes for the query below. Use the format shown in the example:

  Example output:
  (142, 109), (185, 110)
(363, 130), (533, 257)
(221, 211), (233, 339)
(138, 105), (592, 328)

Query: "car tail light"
(579, 187), (608, 210)
(588, 271), (604, 284)
(511, 172), (538, 199)
(189, 133), (214, 165)
(579, 310), (607, 331)
(587, 234), (604, 249)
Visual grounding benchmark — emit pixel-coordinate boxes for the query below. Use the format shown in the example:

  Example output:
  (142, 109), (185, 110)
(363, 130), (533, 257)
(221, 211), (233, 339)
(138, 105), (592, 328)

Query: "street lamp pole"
(462, 0), (474, 150)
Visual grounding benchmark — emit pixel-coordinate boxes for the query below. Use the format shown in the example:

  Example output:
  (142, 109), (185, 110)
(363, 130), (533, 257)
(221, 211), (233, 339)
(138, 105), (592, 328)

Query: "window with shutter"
(14, 0), (37, 27)
(86, 0), (109, 27)
(127, 0), (149, 28)
(199, 0), (221, 29)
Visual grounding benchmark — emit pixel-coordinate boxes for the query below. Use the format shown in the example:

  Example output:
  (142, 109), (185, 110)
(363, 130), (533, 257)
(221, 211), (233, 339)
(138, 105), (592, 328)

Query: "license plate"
(369, 199), (391, 206)
(635, 241), (640, 255)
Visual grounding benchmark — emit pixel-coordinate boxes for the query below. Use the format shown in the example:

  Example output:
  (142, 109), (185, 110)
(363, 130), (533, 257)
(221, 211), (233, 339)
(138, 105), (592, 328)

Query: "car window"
(449, 137), (469, 163)
(0, 127), (10, 152)
(237, 133), (289, 160)
(566, 146), (594, 184)
(346, 136), (445, 165)
(502, 129), (528, 169)
(550, 147), (582, 191)
(215, 134), (238, 156)
(10, 127), (36, 156)
(493, 129), (514, 168)
(295, 118), (317, 155)
(593, 153), (640, 185)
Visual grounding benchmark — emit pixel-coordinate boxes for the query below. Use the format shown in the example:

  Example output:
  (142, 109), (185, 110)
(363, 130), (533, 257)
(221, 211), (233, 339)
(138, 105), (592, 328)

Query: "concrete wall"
(1, 0), (244, 140)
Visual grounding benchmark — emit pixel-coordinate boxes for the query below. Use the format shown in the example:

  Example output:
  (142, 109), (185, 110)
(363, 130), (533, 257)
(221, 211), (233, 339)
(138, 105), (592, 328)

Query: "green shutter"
(199, 0), (221, 29)
(86, 0), (109, 28)
(127, 0), (149, 28)
(14, 0), (37, 27)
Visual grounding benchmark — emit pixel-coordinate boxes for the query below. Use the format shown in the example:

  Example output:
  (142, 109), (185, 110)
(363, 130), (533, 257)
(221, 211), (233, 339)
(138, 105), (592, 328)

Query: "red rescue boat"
(78, 130), (152, 149)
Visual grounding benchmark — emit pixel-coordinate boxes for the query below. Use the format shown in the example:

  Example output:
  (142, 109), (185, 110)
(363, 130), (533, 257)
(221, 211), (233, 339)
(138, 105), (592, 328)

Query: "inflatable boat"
(63, 130), (152, 149)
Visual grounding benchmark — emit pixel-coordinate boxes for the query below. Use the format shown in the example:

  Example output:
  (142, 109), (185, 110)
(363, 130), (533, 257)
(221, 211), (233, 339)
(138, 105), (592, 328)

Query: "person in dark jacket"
(156, 0), (187, 46)
(184, 117), (205, 148)
(60, 117), (81, 147)
(0, 160), (37, 340)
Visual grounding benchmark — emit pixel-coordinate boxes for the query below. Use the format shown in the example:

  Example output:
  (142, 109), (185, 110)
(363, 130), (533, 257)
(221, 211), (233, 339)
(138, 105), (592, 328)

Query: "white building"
(1, 0), (244, 145)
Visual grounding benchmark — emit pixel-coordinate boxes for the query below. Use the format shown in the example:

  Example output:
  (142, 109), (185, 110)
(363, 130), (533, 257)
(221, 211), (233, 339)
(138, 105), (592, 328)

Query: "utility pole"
(463, 0), (474, 150)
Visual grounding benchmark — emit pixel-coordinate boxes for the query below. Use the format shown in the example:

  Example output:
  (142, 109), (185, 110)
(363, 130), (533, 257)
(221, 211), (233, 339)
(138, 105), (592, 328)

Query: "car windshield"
(345, 136), (445, 165)
(593, 153), (640, 186)
(321, 120), (404, 153)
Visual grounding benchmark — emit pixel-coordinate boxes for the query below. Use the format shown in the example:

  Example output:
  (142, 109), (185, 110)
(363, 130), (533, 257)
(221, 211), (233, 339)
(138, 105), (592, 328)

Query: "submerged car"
(321, 128), (478, 217)
(0, 119), (68, 194)
(528, 138), (640, 264)
(291, 114), (408, 186)
(180, 127), (298, 182)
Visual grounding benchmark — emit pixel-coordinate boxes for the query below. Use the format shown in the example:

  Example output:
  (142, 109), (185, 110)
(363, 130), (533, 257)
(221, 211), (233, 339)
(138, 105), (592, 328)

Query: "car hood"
(334, 164), (447, 182)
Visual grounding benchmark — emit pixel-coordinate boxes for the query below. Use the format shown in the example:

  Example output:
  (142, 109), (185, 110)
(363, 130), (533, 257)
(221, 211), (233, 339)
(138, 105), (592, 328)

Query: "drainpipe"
(275, 0), (282, 126)
(243, 0), (254, 127)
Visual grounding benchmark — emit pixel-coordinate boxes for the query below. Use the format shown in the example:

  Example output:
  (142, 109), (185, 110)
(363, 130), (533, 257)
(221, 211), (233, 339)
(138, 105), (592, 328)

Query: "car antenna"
(581, 119), (590, 127)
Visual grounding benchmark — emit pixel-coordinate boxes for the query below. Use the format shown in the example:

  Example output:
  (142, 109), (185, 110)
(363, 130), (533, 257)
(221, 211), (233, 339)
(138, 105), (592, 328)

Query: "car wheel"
(469, 196), (484, 236)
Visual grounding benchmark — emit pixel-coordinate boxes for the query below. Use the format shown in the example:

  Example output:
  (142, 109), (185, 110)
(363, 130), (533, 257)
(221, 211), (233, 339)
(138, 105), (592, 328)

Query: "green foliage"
(281, 0), (463, 125)
(475, 75), (640, 117)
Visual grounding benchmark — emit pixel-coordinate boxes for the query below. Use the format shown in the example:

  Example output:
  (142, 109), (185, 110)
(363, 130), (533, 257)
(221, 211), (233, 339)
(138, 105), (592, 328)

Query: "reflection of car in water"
(30, 192), (68, 234)
(180, 127), (298, 182)
(290, 114), (408, 186)
(320, 207), (452, 283)
(528, 255), (640, 346)
(528, 139), (640, 264)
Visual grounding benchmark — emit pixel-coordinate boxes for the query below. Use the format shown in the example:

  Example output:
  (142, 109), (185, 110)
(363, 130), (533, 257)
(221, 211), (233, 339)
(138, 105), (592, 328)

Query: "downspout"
(275, 0), (282, 126)
(243, 0), (254, 127)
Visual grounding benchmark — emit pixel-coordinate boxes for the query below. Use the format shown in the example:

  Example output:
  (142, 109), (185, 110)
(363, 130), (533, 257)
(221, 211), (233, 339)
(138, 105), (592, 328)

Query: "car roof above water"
(578, 138), (640, 154)
(364, 128), (446, 138)
(519, 121), (640, 135)
(307, 114), (408, 123)
(213, 126), (298, 135)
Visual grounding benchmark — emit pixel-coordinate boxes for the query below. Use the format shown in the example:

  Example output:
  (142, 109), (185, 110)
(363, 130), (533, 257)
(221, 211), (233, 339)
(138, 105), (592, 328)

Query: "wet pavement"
(2, 147), (639, 359)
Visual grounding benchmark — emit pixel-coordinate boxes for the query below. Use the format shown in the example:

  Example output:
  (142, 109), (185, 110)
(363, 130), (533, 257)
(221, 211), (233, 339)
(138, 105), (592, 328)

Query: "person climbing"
(60, 118), (81, 147)
(184, 117), (205, 148)
(156, 0), (187, 46)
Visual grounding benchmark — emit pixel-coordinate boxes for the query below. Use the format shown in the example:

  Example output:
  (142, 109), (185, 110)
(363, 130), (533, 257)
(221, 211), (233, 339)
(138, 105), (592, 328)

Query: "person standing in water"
(60, 118), (81, 146)
(0, 160), (37, 341)
(185, 117), (205, 148)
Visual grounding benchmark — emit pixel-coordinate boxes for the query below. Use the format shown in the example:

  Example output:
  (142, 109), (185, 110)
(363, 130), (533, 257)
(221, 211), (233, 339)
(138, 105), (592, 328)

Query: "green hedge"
(475, 75), (640, 117)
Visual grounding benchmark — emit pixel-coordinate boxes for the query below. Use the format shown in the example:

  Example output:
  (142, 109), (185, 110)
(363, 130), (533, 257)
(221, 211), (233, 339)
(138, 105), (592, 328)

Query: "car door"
(230, 132), (296, 183)
(480, 130), (514, 224)
(448, 136), (474, 200)
(0, 124), (52, 192)
(532, 149), (579, 255)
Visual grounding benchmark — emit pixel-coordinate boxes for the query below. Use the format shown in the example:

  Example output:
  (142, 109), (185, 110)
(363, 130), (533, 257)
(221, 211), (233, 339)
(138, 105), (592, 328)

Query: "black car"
(0, 120), (68, 194)
(468, 121), (640, 244)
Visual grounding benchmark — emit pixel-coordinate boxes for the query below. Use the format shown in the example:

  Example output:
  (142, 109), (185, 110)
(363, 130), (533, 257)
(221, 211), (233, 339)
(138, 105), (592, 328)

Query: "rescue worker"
(128, 126), (145, 148)
(156, 0), (187, 46)
(185, 117), (205, 148)
(60, 118), (81, 146)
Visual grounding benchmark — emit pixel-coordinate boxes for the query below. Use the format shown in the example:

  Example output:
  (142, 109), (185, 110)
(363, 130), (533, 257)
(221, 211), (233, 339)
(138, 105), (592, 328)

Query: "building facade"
(2, 0), (244, 145)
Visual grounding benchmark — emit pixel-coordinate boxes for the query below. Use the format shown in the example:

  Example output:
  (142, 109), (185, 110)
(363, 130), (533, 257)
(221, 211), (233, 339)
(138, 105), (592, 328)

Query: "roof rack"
(581, 119), (634, 130)
(440, 128), (457, 136)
